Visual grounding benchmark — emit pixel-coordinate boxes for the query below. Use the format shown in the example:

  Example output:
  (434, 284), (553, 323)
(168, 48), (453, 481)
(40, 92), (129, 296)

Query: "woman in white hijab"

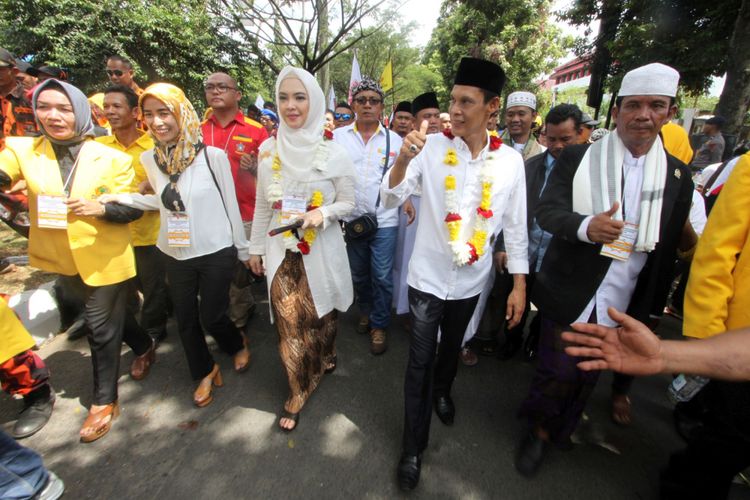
(249, 66), (355, 431)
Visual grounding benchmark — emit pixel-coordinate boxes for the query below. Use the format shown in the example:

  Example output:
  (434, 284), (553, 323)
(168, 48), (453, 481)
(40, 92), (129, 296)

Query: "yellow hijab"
(139, 83), (203, 176)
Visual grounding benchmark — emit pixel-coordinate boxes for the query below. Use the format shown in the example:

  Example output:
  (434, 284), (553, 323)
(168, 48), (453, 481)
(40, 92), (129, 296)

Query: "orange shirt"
(201, 110), (268, 220)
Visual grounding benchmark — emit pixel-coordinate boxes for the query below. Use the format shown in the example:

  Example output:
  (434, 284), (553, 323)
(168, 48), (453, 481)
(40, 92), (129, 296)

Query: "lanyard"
(210, 122), (238, 153)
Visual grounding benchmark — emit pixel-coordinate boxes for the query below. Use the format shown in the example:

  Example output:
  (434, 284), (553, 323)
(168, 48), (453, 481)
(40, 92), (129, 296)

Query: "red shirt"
(201, 110), (268, 220)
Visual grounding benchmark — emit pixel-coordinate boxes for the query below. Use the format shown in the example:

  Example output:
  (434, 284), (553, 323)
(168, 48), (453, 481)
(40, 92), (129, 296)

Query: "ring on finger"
(409, 144), (418, 153)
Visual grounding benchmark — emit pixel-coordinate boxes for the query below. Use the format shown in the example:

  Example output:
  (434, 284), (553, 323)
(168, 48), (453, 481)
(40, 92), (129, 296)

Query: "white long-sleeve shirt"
(381, 132), (528, 300)
(575, 151), (648, 326)
(111, 146), (250, 261)
(334, 123), (402, 227)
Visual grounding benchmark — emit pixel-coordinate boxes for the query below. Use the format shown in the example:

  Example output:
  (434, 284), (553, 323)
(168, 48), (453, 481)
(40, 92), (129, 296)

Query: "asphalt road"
(2, 284), (748, 499)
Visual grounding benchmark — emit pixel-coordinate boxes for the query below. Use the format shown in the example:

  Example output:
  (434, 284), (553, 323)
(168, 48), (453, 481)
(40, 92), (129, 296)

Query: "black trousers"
(133, 245), (169, 337)
(57, 275), (152, 405)
(164, 246), (244, 381)
(402, 287), (480, 455)
(661, 381), (750, 499)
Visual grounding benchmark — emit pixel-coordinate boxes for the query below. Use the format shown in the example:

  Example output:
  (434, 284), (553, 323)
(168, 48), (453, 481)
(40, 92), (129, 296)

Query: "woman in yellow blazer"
(684, 151), (750, 338)
(0, 79), (154, 443)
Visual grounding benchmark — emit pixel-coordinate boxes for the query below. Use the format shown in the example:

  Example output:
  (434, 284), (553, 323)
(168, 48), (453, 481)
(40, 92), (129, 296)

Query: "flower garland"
(270, 130), (333, 255)
(442, 128), (502, 266)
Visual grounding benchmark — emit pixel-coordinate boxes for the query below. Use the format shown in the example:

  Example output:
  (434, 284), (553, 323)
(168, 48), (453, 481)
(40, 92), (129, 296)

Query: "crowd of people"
(1, 44), (749, 499)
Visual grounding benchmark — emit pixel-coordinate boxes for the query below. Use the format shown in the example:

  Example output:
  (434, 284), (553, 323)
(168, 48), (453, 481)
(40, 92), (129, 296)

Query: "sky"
(395, 0), (724, 96)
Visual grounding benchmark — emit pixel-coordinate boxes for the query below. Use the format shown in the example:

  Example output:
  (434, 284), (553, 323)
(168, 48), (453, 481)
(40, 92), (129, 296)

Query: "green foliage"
(0, 0), (274, 108)
(424, 0), (572, 105)
(561, 0), (741, 94)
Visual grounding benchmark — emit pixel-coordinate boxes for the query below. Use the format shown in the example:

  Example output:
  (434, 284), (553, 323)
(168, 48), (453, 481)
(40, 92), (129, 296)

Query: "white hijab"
(274, 66), (329, 181)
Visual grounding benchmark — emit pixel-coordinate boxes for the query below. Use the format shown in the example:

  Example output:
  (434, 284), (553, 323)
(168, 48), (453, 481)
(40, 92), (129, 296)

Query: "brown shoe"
(356, 315), (370, 335)
(80, 401), (120, 443)
(459, 346), (478, 367)
(130, 338), (156, 381)
(193, 364), (223, 407)
(370, 328), (387, 355)
(234, 335), (251, 373)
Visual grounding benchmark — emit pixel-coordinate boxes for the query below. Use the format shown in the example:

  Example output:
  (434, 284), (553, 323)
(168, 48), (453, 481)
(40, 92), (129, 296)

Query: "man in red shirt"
(201, 72), (268, 330)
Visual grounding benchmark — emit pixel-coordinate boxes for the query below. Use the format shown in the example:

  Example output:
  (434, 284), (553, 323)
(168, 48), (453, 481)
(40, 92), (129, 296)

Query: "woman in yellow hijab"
(102, 83), (252, 407)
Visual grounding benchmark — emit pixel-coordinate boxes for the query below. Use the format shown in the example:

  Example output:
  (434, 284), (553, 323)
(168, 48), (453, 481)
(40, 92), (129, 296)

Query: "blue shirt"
(528, 153), (556, 273)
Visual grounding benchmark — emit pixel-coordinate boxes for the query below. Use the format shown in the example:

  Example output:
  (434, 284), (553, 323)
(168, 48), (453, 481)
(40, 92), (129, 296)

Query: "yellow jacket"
(96, 133), (159, 246)
(0, 137), (136, 286)
(684, 152), (750, 338)
(662, 122), (694, 165)
(0, 299), (35, 364)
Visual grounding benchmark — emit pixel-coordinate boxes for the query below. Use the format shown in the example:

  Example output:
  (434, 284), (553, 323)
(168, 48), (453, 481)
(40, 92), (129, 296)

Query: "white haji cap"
(619, 63), (680, 97)
(506, 91), (536, 110)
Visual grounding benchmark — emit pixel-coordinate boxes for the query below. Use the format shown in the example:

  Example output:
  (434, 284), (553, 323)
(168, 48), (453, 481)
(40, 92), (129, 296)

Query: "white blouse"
(111, 146), (250, 261)
(249, 138), (355, 320)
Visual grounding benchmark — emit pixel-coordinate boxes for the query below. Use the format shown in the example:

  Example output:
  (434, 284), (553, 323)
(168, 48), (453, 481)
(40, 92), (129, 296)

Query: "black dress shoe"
(64, 318), (88, 340)
(149, 330), (167, 345)
(515, 432), (546, 477)
(433, 394), (455, 425)
(397, 453), (421, 491)
(13, 388), (55, 439)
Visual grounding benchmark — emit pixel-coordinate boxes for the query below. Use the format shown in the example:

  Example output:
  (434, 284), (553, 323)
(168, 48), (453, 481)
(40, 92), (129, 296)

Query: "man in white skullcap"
(514, 62), (695, 477)
(502, 91), (545, 160)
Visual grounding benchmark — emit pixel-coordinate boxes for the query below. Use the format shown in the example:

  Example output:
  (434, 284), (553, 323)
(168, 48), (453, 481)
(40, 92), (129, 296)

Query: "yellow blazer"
(684, 152), (750, 338)
(0, 137), (136, 286)
(661, 122), (694, 165)
(0, 299), (35, 364)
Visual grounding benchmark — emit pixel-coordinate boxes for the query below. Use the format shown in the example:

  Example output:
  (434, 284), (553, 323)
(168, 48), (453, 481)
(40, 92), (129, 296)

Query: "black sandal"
(324, 355), (337, 375)
(279, 409), (299, 432)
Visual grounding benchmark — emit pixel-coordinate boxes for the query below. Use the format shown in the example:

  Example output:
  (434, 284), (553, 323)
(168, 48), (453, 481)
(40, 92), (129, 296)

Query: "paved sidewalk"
(1, 286), (747, 499)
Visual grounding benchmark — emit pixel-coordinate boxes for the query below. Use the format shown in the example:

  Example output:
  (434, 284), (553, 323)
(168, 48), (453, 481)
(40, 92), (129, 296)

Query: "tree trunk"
(315, 0), (330, 89)
(715, 0), (750, 137)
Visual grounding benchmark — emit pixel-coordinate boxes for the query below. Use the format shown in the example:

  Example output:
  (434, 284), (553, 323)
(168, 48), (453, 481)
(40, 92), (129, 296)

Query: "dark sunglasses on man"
(353, 96), (382, 106)
(334, 113), (352, 121)
(106, 69), (124, 77)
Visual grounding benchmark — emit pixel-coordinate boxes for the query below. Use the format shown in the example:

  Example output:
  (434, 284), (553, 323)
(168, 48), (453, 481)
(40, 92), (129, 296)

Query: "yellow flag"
(379, 60), (393, 92)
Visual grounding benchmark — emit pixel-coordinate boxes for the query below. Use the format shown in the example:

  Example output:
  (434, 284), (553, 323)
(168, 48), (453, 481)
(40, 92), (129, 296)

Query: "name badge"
(37, 195), (68, 229)
(281, 195), (307, 225)
(167, 212), (191, 247)
(600, 222), (638, 261)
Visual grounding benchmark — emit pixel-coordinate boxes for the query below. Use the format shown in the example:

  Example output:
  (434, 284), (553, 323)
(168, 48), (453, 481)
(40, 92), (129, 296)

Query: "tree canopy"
(425, 0), (571, 105)
(0, 0), (269, 107)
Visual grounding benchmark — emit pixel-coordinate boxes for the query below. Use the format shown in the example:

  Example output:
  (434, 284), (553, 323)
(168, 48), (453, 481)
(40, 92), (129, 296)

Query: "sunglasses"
(354, 97), (382, 105)
(334, 113), (352, 120)
(106, 69), (124, 77)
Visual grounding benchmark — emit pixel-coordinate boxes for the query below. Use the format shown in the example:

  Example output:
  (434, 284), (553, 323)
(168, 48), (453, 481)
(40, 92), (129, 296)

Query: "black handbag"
(344, 128), (390, 242)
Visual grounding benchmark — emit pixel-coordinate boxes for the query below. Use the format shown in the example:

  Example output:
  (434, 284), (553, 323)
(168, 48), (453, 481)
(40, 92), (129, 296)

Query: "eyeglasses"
(204, 84), (237, 93)
(353, 97), (382, 106)
(106, 69), (124, 77)
(334, 113), (352, 120)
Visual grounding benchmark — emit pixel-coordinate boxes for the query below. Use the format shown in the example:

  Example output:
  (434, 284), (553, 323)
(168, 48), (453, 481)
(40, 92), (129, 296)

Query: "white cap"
(506, 91), (536, 110)
(619, 63), (680, 97)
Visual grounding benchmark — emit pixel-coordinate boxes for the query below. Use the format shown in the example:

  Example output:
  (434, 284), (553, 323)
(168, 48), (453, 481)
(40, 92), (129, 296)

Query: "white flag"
(327, 86), (336, 110)
(255, 94), (265, 109)
(348, 53), (362, 104)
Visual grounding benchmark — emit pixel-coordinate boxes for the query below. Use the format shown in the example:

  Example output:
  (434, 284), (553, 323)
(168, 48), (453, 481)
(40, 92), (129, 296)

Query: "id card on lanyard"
(167, 212), (191, 247)
(37, 155), (80, 230)
(281, 194), (307, 224)
(601, 222), (639, 261)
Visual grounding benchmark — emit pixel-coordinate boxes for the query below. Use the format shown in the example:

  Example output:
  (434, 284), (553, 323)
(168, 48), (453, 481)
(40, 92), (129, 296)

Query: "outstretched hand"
(562, 307), (664, 376)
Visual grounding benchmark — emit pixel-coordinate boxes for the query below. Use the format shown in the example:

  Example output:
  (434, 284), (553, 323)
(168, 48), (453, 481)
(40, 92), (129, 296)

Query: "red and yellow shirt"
(201, 110), (268, 220)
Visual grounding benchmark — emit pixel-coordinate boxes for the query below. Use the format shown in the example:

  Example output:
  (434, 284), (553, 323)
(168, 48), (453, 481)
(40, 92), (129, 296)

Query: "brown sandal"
(194, 364), (223, 407)
(80, 401), (120, 443)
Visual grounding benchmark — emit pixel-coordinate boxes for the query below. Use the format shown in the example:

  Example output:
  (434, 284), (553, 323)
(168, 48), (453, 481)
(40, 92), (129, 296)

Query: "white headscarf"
(275, 66), (326, 181)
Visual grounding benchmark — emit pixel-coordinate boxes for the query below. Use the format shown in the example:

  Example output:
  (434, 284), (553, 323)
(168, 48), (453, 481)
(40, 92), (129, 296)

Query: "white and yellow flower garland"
(442, 130), (502, 266)
(267, 132), (331, 255)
